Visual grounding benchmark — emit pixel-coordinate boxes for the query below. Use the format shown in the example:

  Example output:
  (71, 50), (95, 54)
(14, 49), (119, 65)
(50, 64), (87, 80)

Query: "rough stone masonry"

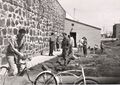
(0, 0), (66, 62)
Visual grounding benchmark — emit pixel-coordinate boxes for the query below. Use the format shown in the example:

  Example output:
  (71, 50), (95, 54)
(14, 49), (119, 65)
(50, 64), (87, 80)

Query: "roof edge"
(56, 0), (66, 14)
(65, 18), (101, 30)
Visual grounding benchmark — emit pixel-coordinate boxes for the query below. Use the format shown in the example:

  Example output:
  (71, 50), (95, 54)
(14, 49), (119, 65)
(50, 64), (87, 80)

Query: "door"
(70, 32), (77, 47)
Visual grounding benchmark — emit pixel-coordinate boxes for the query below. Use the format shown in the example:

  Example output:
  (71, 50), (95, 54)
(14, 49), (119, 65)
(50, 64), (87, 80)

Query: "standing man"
(6, 29), (26, 76)
(61, 33), (70, 66)
(100, 41), (104, 53)
(49, 33), (55, 56)
(68, 35), (74, 56)
(65, 35), (75, 65)
(56, 36), (60, 51)
(82, 37), (88, 57)
(77, 39), (83, 54)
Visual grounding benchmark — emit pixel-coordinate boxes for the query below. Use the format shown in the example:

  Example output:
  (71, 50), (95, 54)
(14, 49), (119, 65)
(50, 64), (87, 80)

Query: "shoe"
(49, 54), (51, 56)
(8, 73), (14, 76)
(51, 54), (54, 56)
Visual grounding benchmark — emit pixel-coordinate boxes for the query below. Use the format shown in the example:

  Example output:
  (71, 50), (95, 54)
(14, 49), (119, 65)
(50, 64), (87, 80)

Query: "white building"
(64, 18), (101, 48)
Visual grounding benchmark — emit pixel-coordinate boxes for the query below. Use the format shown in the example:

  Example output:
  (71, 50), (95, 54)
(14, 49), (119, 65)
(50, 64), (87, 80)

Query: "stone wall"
(0, 0), (66, 58)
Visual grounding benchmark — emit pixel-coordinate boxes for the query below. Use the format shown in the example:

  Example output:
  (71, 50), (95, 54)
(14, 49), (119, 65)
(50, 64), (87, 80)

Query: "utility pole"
(73, 8), (76, 19)
(101, 26), (105, 34)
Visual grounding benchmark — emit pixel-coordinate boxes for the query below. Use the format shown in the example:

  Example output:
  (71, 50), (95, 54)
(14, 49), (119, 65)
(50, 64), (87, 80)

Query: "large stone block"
(0, 47), (1, 53)
(15, 20), (19, 25)
(26, 28), (29, 34)
(3, 4), (8, 11)
(19, 20), (23, 25)
(0, 3), (2, 9)
(13, 13), (16, 18)
(2, 28), (7, 35)
(26, 36), (30, 42)
(24, 21), (26, 26)
(0, 19), (5, 27)
(0, 30), (1, 36)
(18, 8), (21, 16)
(9, 5), (14, 12)
(29, 45), (32, 50)
(20, 17), (23, 20)
(8, 14), (12, 17)
(23, 11), (25, 17)
(4, 38), (9, 45)
(6, 19), (10, 27)
(37, 22), (40, 29)
(26, 21), (30, 26)
(23, 3), (27, 9)
(17, 16), (20, 19)
(2, 0), (5, 2)
(11, 20), (15, 27)
(32, 30), (35, 36)
(7, 28), (13, 35)
(26, 0), (32, 7)
(1, 46), (7, 54)
(37, 30), (39, 35)
(0, 37), (3, 45)
(12, 0), (18, 6)
(30, 29), (32, 36)
(15, 9), (19, 14)
(13, 28), (17, 35)
(26, 6), (31, 11)
(3, 0), (12, 3)
(25, 43), (28, 50)
(30, 37), (34, 42)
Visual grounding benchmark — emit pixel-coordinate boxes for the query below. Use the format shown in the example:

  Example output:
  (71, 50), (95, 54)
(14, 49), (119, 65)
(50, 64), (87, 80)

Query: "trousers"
(7, 55), (18, 75)
(49, 41), (54, 55)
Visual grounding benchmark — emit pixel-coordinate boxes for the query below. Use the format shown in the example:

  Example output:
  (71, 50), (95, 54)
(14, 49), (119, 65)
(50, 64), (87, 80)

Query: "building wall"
(64, 18), (101, 48)
(113, 25), (116, 38)
(0, 0), (66, 57)
(113, 24), (120, 39)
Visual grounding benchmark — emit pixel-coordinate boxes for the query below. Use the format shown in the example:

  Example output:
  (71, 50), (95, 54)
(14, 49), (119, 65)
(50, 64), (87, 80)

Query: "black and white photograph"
(0, 0), (120, 84)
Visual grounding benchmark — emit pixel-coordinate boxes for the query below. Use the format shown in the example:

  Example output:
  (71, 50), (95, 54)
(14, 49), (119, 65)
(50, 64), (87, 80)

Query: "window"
(71, 23), (74, 26)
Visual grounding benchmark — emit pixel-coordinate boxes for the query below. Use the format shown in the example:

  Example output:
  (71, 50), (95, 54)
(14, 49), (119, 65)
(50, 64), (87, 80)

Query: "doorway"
(70, 32), (77, 47)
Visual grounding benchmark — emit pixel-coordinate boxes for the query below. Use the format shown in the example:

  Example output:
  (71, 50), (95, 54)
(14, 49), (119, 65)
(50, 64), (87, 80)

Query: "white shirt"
(70, 37), (74, 47)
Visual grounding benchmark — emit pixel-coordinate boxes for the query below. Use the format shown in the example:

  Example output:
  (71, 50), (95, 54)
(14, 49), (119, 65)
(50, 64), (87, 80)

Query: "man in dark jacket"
(82, 37), (87, 57)
(61, 33), (70, 65)
(49, 33), (55, 56)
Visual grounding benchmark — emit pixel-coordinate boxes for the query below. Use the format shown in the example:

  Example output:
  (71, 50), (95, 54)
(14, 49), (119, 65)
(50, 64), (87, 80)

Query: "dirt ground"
(31, 40), (120, 77)
(1, 40), (120, 85)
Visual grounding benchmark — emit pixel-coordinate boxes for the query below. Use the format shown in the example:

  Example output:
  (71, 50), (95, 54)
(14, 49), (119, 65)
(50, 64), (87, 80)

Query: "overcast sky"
(58, 0), (120, 33)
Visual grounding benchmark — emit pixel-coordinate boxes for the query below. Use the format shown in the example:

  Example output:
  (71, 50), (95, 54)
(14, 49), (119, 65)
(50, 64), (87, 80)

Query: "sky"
(58, 0), (120, 34)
